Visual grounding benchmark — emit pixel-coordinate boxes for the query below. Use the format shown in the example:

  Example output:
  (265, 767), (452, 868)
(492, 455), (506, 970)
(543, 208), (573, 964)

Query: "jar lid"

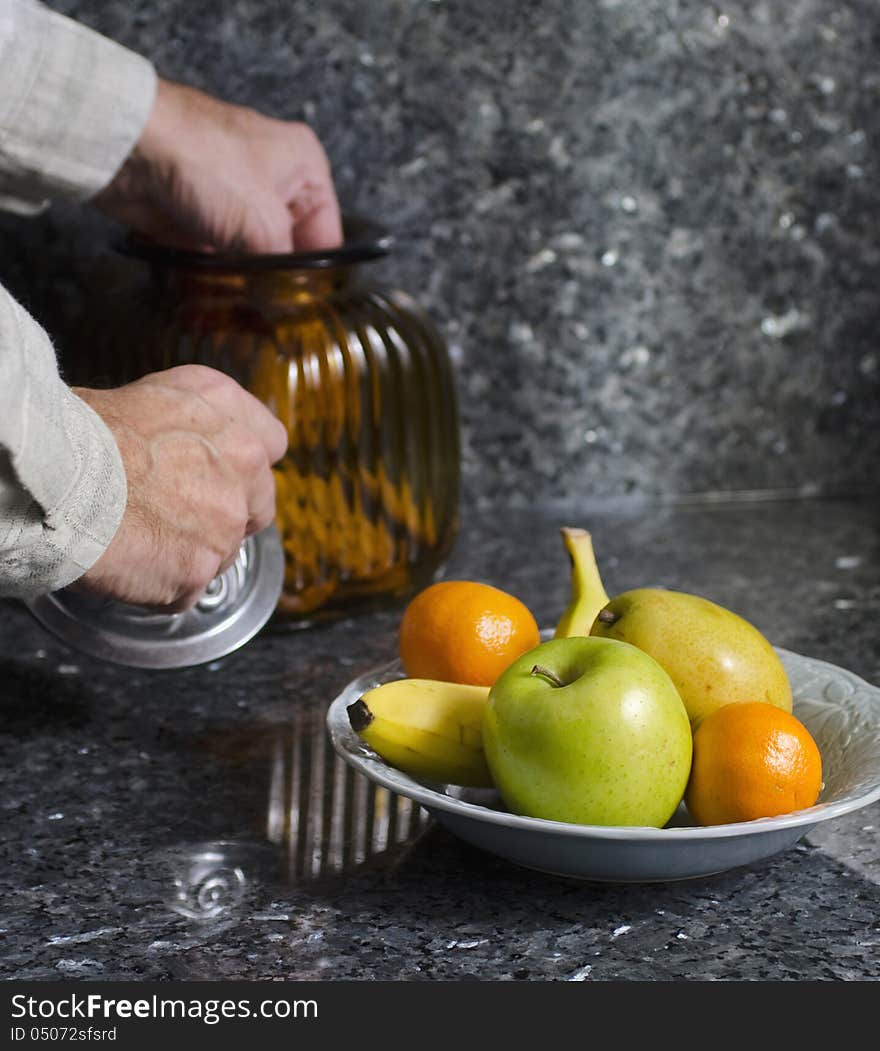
(25, 525), (285, 670)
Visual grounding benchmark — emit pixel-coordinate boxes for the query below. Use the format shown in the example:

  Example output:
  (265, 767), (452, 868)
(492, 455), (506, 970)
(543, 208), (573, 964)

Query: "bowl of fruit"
(327, 529), (880, 882)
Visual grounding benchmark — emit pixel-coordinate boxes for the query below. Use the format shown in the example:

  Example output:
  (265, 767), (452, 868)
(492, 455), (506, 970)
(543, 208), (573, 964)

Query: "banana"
(347, 678), (493, 787)
(553, 527), (610, 638)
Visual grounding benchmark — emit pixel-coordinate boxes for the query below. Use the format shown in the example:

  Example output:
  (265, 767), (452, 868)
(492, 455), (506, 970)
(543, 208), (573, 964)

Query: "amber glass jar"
(73, 217), (461, 624)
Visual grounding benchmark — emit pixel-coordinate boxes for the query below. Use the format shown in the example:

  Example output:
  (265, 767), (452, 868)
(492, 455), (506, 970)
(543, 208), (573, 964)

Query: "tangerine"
(398, 580), (541, 686)
(684, 701), (822, 826)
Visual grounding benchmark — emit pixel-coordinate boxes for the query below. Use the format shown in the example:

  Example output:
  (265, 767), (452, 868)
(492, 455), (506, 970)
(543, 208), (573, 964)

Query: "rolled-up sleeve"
(0, 0), (157, 215)
(0, 285), (127, 598)
(0, 1), (155, 595)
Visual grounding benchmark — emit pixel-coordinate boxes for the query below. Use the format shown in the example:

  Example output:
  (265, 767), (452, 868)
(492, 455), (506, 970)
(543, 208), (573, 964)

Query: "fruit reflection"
(266, 706), (430, 882)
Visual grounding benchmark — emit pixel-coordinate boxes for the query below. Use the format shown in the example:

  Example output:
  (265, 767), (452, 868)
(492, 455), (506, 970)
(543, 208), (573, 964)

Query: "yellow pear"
(553, 527), (793, 729)
(590, 588), (793, 729)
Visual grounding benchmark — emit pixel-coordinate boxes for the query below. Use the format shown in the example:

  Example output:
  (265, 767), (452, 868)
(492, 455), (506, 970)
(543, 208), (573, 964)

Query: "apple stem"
(597, 608), (619, 625)
(530, 664), (566, 688)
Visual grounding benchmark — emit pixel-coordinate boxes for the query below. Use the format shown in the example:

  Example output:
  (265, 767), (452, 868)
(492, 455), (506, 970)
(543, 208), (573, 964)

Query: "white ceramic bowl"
(326, 647), (880, 882)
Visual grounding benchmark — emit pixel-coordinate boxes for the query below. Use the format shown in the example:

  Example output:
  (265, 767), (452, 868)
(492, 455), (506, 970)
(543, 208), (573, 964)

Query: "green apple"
(482, 636), (692, 827)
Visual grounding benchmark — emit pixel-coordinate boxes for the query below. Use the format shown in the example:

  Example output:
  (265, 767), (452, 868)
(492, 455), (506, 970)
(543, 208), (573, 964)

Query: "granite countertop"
(5, 1), (880, 510)
(1, 494), (878, 982)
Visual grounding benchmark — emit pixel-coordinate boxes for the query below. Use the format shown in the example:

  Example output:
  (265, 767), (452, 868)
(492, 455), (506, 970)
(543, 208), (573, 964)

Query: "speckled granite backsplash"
(1, 0), (878, 507)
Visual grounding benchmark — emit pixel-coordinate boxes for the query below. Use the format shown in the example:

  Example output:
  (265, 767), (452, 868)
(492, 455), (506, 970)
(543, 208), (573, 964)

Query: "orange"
(398, 580), (541, 686)
(684, 701), (823, 826)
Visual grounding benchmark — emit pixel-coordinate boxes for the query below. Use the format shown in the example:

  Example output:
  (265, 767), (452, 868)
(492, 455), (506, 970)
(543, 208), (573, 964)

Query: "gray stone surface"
(1, 495), (878, 981)
(1, 1), (878, 508)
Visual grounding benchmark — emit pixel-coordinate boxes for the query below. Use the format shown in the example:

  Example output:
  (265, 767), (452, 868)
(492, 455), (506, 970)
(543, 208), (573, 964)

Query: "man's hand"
(93, 78), (343, 254)
(74, 365), (288, 611)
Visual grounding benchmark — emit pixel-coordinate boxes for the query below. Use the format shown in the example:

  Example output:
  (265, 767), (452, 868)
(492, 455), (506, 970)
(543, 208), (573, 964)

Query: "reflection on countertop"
(264, 705), (430, 884)
(154, 706), (433, 924)
(0, 493), (878, 980)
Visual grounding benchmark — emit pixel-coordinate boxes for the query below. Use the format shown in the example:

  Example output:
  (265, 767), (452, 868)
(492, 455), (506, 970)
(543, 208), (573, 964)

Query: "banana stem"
(530, 664), (566, 688)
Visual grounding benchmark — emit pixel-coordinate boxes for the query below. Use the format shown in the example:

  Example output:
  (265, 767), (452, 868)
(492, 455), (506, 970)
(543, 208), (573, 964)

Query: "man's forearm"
(0, 0), (157, 214)
(0, 284), (127, 598)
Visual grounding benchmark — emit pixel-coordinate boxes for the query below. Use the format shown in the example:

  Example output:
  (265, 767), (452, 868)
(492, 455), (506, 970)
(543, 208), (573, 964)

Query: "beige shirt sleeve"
(0, 0), (157, 212)
(0, 0), (157, 597)
(0, 288), (127, 597)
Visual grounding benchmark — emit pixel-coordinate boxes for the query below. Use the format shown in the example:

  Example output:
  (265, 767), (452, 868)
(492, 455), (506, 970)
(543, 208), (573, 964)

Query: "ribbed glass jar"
(72, 218), (461, 624)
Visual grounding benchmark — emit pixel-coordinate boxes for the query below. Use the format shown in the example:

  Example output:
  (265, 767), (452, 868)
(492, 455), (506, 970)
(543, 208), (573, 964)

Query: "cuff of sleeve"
(49, 389), (129, 588)
(0, 1), (157, 207)
(0, 391), (128, 599)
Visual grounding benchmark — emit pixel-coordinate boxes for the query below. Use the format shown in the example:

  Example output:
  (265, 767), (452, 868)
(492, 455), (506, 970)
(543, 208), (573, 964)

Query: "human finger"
(209, 418), (279, 528)
(158, 365), (288, 464)
(231, 191), (295, 254)
(290, 191), (344, 253)
(244, 466), (278, 536)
